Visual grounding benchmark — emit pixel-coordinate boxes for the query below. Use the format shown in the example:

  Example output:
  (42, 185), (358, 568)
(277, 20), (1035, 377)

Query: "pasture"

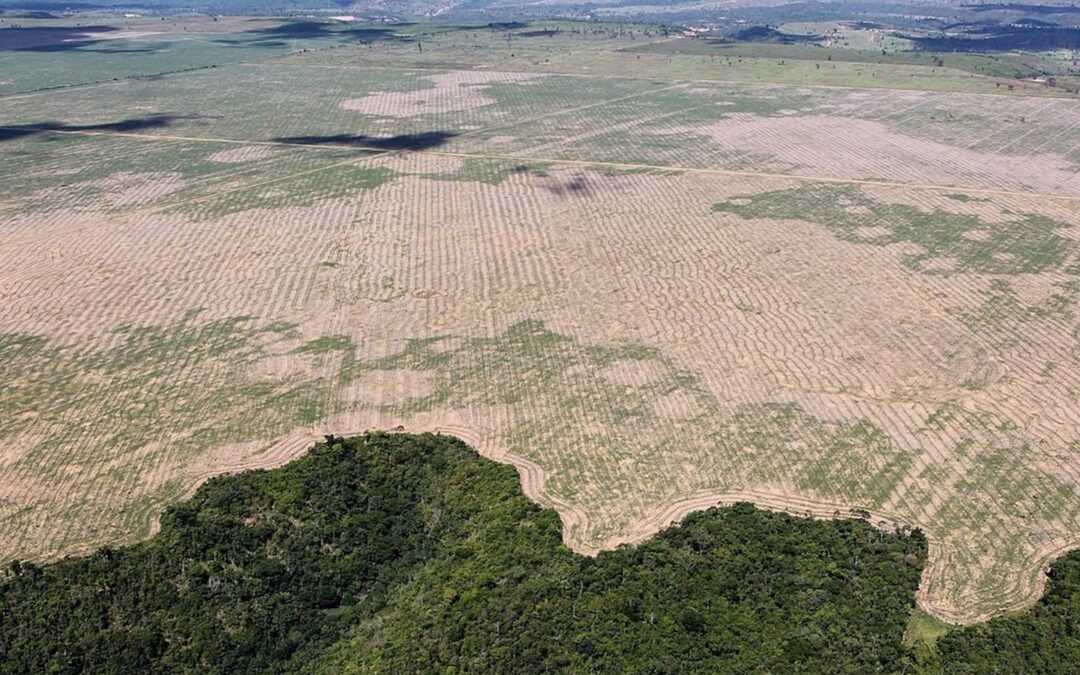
(1, 18), (1079, 625)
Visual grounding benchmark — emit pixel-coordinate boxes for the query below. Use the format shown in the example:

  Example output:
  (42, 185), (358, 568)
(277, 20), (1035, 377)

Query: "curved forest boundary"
(0, 432), (1078, 673)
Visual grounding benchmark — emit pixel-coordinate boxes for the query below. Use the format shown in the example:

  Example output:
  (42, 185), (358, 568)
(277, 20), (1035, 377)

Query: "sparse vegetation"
(714, 183), (1076, 274)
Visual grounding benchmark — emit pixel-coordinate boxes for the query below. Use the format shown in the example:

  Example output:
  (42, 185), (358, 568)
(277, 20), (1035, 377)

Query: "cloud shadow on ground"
(0, 25), (118, 51)
(272, 131), (457, 151)
(214, 22), (414, 48)
(0, 114), (186, 142)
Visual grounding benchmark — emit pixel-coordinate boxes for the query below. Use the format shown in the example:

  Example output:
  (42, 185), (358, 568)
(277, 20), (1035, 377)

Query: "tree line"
(0, 432), (1076, 673)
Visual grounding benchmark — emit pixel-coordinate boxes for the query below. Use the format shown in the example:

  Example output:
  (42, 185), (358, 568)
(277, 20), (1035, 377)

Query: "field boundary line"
(0, 60), (268, 101)
(432, 149), (1080, 203)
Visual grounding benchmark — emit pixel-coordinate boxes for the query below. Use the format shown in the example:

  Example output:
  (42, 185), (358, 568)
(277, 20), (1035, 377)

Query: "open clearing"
(1, 20), (1079, 626)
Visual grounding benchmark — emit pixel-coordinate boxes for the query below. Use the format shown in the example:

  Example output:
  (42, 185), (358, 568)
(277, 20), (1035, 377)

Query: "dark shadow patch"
(899, 25), (1080, 51)
(453, 21), (529, 31)
(731, 26), (823, 45)
(515, 29), (560, 38)
(425, 22), (534, 36)
(216, 21), (413, 48)
(1, 10), (61, 18)
(327, 26), (413, 44)
(272, 131), (456, 152)
(964, 3), (1080, 14)
(545, 173), (592, 199)
(214, 39), (289, 49)
(0, 25), (117, 51)
(46, 42), (175, 55)
(0, 114), (185, 142)
(509, 164), (549, 178)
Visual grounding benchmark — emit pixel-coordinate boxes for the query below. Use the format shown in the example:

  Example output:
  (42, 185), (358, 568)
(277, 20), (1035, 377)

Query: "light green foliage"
(296, 334), (355, 354)
(0, 312), (330, 449)
(906, 607), (955, 671)
(176, 163), (395, 220)
(944, 193), (987, 203)
(951, 278), (1080, 340)
(338, 320), (913, 512)
(714, 183), (1076, 274)
(0, 133), (373, 217)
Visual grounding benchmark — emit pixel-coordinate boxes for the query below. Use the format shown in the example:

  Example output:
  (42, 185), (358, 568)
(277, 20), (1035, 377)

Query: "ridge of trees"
(0, 432), (1076, 673)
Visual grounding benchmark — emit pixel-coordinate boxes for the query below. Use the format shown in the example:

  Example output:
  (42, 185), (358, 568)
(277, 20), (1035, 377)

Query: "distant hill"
(0, 0), (356, 15)
(2, 0), (1079, 26)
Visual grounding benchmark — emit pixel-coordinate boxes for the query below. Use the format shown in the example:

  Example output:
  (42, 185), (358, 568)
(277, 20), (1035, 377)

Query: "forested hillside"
(1, 432), (930, 673)
(6, 432), (1080, 673)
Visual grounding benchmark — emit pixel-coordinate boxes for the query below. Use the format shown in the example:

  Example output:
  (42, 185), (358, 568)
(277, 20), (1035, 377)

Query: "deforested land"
(2, 7), (1080, 669)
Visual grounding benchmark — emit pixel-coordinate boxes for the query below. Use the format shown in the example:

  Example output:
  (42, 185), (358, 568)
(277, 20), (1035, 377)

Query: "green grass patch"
(296, 334), (355, 354)
(714, 183), (1075, 275)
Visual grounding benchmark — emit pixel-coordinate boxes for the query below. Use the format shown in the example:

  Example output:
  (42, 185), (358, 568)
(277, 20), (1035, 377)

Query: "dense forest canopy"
(2, 432), (1079, 673)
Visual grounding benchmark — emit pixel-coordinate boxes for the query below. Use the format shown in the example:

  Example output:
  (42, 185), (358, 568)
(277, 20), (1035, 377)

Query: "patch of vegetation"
(0, 133), (368, 218)
(952, 279), (1079, 337)
(952, 445), (1080, 525)
(178, 164), (395, 220)
(907, 607), (956, 646)
(342, 320), (915, 513)
(944, 193), (989, 203)
(714, 183), (1075, 274)
(906, 608), (956, 671)
(295, 334), (355, 354)
(0, 432), (929, 673)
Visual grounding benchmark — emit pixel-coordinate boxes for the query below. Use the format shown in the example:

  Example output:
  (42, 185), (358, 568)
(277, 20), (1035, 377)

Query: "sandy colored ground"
(684, 113), (1079, 196)
(340, 71), (541, 118)
(1, 70), (1079, 627)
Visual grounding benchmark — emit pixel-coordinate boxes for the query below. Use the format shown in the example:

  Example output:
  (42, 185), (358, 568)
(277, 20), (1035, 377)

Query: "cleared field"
(1, 22), (1079, 627)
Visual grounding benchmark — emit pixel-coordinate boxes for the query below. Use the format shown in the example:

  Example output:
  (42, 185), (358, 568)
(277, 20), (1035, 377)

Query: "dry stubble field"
(2, 23), (1080, 626)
